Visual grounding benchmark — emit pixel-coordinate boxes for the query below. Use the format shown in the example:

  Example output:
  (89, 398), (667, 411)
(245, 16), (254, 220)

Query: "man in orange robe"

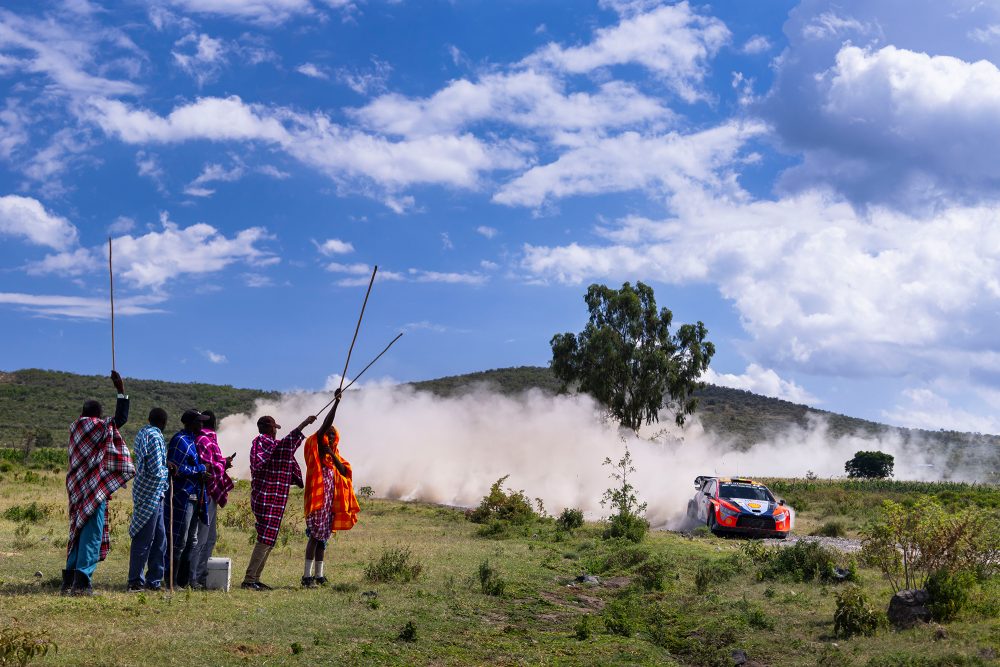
(301, 392), (358, 587)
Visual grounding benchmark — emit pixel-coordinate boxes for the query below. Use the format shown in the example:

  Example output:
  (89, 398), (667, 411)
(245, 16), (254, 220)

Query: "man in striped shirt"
(127, 408), (169, 591)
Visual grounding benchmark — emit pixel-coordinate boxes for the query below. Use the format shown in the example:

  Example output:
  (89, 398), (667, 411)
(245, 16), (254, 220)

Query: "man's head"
(181, 409), (210, 433)
(256, 415), (280, 437)
(202, 409), (217, 430)
(81, 400), (102, 418)
(148, 407), (168, 431)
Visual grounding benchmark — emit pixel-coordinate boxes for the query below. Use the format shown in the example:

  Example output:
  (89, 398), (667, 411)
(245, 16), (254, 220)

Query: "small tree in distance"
(845, 451), (894, 479)
(550, 281), (715, 431)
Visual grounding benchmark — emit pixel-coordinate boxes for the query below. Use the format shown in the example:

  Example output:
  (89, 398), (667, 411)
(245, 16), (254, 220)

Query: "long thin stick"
(338, 265), (378, 392)
(168, 475), (174, 594)
(108, 237), (116, 372)
(316, 332), (403, 414)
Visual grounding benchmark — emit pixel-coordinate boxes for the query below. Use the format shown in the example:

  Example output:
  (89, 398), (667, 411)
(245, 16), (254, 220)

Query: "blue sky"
(3, 0), (1000, 433)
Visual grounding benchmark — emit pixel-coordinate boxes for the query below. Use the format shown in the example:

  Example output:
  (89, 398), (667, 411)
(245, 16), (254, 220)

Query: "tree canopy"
(550, 281), (715, 431)
(845, 450), (895, 479)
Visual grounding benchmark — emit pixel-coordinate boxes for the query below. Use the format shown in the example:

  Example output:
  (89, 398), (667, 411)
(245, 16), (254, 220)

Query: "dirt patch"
(229, 643), (279, 658)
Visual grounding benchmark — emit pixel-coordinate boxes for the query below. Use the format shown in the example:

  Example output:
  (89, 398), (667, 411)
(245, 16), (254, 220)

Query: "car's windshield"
(720, 484), (774, 502)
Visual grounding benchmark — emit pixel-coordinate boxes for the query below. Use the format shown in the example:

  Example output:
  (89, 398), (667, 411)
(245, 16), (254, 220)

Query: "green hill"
(3, 366), (999, 477)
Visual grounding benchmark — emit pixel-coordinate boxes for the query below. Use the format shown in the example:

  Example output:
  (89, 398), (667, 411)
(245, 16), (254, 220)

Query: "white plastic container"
(206, 557), (231, 592)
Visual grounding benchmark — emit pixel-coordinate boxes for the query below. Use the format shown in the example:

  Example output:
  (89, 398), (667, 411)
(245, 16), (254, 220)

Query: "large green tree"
(845, 451), (895, 479)
(550, 281), (715, 431)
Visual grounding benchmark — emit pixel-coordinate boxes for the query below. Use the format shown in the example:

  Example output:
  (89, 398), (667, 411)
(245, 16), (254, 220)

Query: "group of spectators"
(62, 371), (358, 595)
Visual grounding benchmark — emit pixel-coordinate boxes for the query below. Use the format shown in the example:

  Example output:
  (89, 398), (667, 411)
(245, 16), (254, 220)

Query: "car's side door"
(698, 479), (716, 521)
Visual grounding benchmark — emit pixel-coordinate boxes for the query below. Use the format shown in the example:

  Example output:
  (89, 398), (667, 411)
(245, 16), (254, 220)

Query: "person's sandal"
(301, 576), (317, 588)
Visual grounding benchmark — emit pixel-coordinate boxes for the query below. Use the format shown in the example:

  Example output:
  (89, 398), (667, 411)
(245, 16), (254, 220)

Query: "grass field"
(1, 466), (998, 666)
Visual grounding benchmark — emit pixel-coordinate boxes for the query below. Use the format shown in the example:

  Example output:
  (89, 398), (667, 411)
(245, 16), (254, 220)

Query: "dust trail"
(217, 384), (976, 529)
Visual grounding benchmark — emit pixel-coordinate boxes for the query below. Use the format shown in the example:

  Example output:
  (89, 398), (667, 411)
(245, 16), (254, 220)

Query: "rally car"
(686, 476), (791, 538)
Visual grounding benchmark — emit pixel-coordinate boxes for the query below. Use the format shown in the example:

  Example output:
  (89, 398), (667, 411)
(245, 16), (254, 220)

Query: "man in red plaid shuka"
(64, 371), (136, 595)
(241, 412), (316, 590)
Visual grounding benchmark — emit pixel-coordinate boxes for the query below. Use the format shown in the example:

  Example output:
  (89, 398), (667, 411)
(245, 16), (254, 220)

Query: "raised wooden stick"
(108, 237), (116, 372)
(316, 332), (403, 415)
(337, 265), (378, 392)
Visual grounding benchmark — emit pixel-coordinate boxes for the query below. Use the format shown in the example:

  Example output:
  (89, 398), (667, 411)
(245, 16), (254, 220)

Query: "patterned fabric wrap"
(66, 416), (135, 561)
(249, 430), (304, 547)
(129, 425), (168, 538)
(303, 429), (358, 537)
(305, 465), (336, 542)
(196, 429), (234, 507)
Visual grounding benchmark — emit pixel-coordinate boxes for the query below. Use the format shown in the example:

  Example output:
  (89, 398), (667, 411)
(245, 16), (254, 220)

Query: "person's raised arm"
(110, 370), (129, 428)
(293, 415), (317, 436)
(315, 390), (341, 437)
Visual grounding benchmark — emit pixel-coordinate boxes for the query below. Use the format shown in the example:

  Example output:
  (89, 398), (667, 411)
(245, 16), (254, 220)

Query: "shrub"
(357, 486), (375, 500)
(603, 513), (648, 543)
(602, 594), (640, 637)
(590, 543), (650, 574)
(220, 499), (255, 532)
(467, 476), (537, 526)
(833, 585), (880, 638)
(397, 621), (417, 642)
(926, 569), (974, 623)
(759, 540), (843, 583)
(573, 615), (593, 641)
(0, 626), (57, 666)
(635, 553), (671, 592)
(694, 558), (738, 594)
(2, 503), (50, 524)
(811, 520), (847, 538)
(478, 560), (506, 597)
(862, 498), (1000, 592)
(556, 508), (585, 531)
(364, 546), (424, 583)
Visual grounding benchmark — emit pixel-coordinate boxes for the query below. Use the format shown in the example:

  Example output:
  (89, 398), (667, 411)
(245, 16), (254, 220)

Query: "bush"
(467, 476), (537, 526)
(478, 560), (506, 597)
(635, 553), (671, 591)
(811, 520), (847, 538)
(926, 569), (974, 622)
(589, 543), (650, 574)
(556, 508), (585, 531)
(865, 653), (989, 667)
(602, 513), (648, 543)
(357, 486), (375, 500)
(694, 558), (738, 594)
(0, 625), (57, 666)
(833, 585), (880, 638)
(573, 615), (594, 641)
(861, 497), (1000, 592)
(602, 594), (640, 637)
(759, 540), (844, 583)
(2, 503), (50, 524)
(397, 621), (417, 642)
(363, 546), (424, 583)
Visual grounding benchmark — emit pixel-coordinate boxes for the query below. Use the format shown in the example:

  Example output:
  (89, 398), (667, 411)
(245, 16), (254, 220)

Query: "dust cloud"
(217, 383), (971, 529)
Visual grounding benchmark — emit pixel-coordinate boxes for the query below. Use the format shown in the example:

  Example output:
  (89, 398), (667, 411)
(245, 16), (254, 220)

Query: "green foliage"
(467, 475), (537, 527)
(357, 486), (375, 500)
(759, 540), (847, 583)
(833, 585), (881, 638)
(861, 497), (1000, 592)
(600, 446), (648, 543)
(363, 546), (424, 583)
(0, 626), (56, 667)
(733, 596), (775, 631)
(811, 520), (847, 537)
(846, 451), (895, 479)
(601, 593), (641, 637)
(635, 553), (672, 591)
(397, 621), (417, 642)
(477, 559), (506, 597)
(290, 642), (303, 655)
(865, 653), (989, 666)
(2, 503), (50, 524)
(550, 281), (714, 430)
(556, 507), (584, 531)
(694, 558), (739, 594)
(926, 569), (974, 622)
(573, 615), (594, 641)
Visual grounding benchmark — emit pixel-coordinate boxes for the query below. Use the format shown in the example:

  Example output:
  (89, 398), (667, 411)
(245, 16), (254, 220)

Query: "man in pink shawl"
(64, 371), (136, 595)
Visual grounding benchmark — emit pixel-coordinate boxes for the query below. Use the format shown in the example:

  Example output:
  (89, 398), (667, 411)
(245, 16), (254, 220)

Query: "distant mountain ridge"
(2, 367), (998, 477)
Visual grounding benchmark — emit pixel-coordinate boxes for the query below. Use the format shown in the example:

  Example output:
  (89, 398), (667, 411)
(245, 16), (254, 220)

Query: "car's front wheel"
(707, 508), (721, 535)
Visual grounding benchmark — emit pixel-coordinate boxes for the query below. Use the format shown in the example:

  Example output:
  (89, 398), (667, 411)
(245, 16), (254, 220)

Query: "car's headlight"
(719, 504), (740, 519)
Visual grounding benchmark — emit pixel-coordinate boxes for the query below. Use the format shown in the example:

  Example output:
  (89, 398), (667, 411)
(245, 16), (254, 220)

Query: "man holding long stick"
(64, 371), (135, 595)
(301, 390), (358, 587)
(242, 412), (316, 590)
